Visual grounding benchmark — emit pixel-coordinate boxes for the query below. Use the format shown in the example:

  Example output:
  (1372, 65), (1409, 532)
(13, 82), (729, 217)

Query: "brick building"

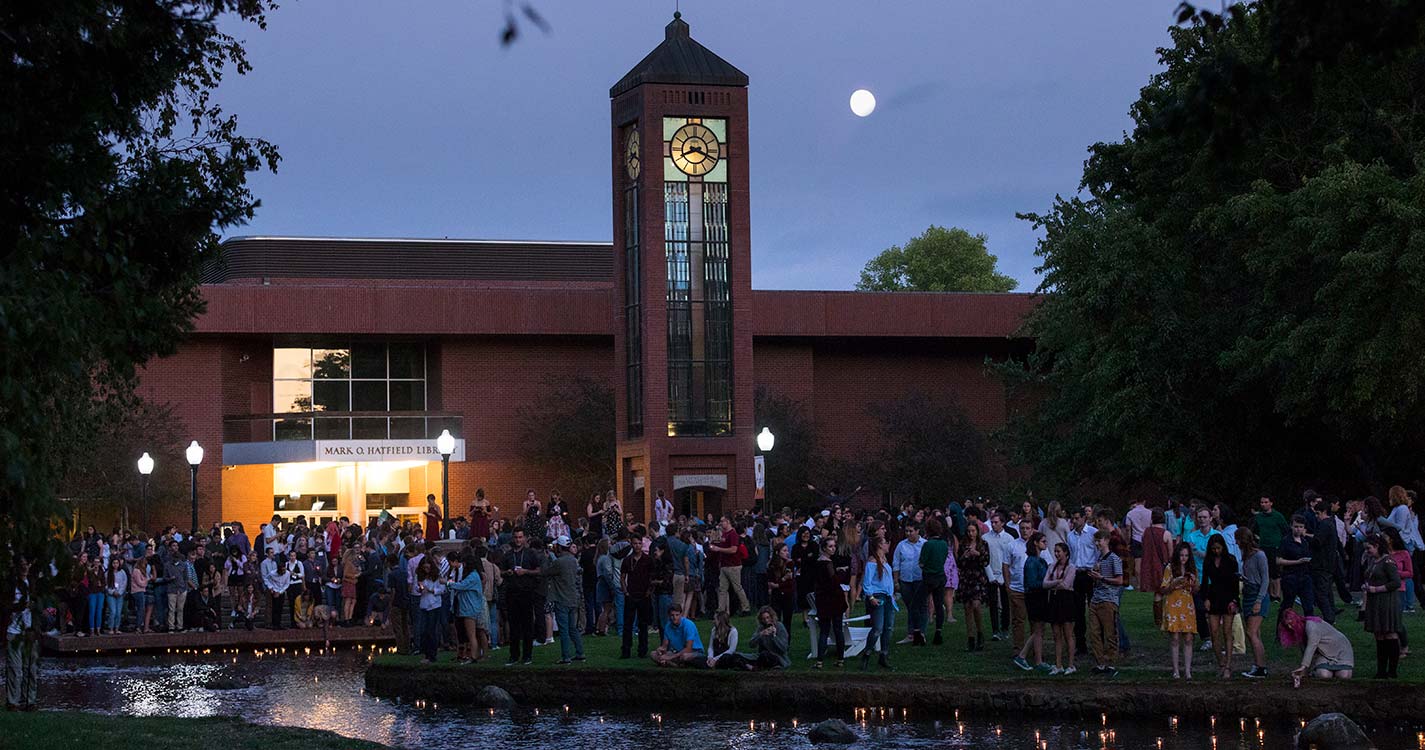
(136, 14), (1036, 533)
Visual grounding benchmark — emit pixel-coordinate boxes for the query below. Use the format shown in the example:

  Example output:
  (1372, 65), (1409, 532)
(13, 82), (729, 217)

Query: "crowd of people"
(9, 482), (1423, 709)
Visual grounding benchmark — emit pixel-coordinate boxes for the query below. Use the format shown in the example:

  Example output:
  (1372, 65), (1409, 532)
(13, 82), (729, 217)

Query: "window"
(270, 343), (429, 440)
(624, 124), (644, 438)
(663, 116), (733, 436)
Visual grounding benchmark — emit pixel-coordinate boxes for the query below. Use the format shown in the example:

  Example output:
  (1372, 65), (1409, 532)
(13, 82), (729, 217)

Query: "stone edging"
(364, 662), (1423, 722)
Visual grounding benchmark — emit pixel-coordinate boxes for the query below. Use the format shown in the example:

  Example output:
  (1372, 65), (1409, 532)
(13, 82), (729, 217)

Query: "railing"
(222, 411), (462, 443)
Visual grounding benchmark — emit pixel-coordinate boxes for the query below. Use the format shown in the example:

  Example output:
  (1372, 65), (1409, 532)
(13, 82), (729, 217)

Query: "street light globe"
(436, 429), (456, 456)
(137, 452), (155, 476)
(756, 427), (776, 452)
(185, 440), (204, 467)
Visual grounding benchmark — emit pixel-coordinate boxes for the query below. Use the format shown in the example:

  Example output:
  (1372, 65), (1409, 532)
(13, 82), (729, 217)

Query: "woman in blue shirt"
(1013, 533), (1050, 671)
(861, 536), (898, 670)
(449, 552), (487, 663)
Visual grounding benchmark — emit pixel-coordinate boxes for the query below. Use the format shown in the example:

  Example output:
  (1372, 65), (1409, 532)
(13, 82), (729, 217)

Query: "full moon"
(850, 89), (876, 117)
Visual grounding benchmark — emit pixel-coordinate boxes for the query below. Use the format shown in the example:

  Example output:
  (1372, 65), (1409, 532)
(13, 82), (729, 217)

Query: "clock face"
(625, 129), (640, 181)
(670, 123), (721, 176)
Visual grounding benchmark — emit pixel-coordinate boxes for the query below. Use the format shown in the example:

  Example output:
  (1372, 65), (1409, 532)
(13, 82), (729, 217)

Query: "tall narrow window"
(663, 116), (732, 436)
(624, 124), (643, 438)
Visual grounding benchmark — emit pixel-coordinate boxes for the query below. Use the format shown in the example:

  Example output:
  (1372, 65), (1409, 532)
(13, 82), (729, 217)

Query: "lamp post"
(756, 427), (775, 515)
(137, 452), (154, 532)
(185, 440), (204, 534)
(436, 429), (456, 533)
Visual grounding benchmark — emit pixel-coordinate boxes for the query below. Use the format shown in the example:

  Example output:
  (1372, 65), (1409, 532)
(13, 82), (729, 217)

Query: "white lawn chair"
(805, 594), (872, 659)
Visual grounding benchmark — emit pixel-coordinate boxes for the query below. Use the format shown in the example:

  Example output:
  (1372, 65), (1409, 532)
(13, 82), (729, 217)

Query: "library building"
(137, 14), (1036, 532)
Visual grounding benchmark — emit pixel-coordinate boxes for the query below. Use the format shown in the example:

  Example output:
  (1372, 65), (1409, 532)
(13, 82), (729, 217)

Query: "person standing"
(424, 494), (443, 543)
(893, 523), (926, 645)
(957, 522), (990, 652)
(1086, 530), (1124, 676)
(1252, 496), (1290, 600)
(1310, 503), (1343, 623)
(919, 519), (951, 645)
(860, 535), (897, 671)
(1201, 534), (1240, 679)
(1161, 541), (1199, 679)
(708, 516), (749, 615)
(1124, 499), (1151, 589)
(1012, 533), (1050, 671)
(260, 545), (288, 629)
(414, 559), (447, 663)
(1277, 517), (1316, 623)
(502, 529), (543, 665)
(1361, 535), (1402, 678)
(1043, 542), (1077, 674)
(619, 537), (654, 659)
(1003, 518), (1031, 653)
(984, 512), (1015, 643)
(1139, 507), (1173, 628)
(811, 538), (847, 669)
(1066, 510), (1099, 655)
(541, 535), (586, 665)
(653, 490), (673, 526)
(1237, 528), (1271, 679)
(5, 559), (39, 711)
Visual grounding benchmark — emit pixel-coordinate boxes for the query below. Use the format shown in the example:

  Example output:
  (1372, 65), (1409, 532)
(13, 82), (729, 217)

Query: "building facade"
(134, 15), (1037, 533)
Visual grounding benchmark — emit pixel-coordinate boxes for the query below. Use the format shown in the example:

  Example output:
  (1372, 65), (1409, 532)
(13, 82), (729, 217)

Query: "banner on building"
(754, 455), (766, 500)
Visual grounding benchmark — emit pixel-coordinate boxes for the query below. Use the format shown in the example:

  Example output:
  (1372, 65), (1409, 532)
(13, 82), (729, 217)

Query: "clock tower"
(611, 13), (754, 522)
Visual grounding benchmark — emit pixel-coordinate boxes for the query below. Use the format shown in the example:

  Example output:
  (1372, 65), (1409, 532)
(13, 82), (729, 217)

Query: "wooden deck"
(42, 625), (395, 655)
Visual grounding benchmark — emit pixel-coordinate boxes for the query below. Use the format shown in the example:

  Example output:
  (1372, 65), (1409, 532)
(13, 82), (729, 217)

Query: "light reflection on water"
(37, 653), (1348, 749)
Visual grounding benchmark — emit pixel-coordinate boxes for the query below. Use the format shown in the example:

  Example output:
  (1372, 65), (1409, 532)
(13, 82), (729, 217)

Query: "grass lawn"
(0, 711), (389, 749)
(381, 591), (1424, 682)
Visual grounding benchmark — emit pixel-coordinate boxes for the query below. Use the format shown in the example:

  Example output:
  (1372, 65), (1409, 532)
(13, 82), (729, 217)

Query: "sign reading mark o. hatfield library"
(315, 439), (467, 462)
(221, 437), (467, 466)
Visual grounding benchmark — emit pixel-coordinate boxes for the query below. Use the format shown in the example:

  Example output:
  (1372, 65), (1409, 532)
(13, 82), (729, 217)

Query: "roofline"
(753, 289), (1039, 297)
(221, 235), (613, 248)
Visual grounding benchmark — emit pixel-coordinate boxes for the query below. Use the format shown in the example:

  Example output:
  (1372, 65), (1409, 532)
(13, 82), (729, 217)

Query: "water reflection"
(37, 653), (1390, 749)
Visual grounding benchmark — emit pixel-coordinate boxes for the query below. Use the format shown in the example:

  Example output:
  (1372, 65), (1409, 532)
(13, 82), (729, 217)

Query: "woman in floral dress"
(956, 522), (990, 652)
(1161, 541), (1199, 678)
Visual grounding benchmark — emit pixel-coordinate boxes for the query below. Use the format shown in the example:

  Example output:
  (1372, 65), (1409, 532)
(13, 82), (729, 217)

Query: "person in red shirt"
(424, 494), (442, 542)
(707, 516), (750, 615)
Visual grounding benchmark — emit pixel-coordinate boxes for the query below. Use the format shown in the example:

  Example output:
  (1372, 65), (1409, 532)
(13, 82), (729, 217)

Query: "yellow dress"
(1160, 567), (1197, 634)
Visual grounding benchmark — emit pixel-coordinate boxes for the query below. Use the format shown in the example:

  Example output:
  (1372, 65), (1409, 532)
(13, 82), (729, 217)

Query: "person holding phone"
(1201, 533), (1240, 679)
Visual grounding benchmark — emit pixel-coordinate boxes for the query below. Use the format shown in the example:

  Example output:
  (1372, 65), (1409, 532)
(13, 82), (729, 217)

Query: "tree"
(753, 386), (819, 509)
(0, 1), (278, 637)
(855, 225), (1018, 293)
(1004, 1), (1425, 502)
(57, 401), (192, 535)
(517, 376), (616, 499)
(861, 391), (991, 503)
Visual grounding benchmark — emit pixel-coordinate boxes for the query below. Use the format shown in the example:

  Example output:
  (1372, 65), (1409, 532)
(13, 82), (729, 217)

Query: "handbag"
(1231, 613), (1246, 655)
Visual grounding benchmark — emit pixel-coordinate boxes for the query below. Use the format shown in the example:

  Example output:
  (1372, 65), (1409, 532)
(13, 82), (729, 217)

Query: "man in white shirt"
(1002, 517), (1030, 651)
(985, 512), (1015, 642)
(260, 546), (289, 630)
(892, 524), (927, 645)
(1065, 510), (1099, 656)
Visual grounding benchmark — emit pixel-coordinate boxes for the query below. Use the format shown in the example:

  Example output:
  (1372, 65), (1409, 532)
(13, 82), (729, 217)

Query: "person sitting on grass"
(651, 604), (704, 667)
(1279, 607), (1353, 687)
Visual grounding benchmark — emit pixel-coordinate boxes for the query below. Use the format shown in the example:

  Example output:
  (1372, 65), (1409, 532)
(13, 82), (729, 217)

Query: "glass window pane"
(312, 348), (351, 379)
(273, 381), (312, 413)
(388, 381), (425, 411)
(388, 343), (423, 379)
(351, 344), (386, 379)
(353, 381), (386, 411)
(389, 417), (425, 439)
(312, 380), (349, 412)
(352, 417), (387, 439)
(273, 348), (311, 379)
(274, 417), (311, 441)
(314, 415), (351, 440)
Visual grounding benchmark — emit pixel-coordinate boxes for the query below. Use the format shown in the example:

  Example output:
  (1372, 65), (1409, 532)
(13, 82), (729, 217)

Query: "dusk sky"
(217, 1), (1180, 291)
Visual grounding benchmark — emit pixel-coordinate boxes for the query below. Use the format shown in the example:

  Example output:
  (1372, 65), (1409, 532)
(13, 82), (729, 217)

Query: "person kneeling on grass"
(1279, 608), (1353, 687)
(651, 604), (704, 667)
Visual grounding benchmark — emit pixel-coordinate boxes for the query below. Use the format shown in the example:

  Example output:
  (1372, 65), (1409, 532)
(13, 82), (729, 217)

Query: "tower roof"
(609, 12), (748, 98)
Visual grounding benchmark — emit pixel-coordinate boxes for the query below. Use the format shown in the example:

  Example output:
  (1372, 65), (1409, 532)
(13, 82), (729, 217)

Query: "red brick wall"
(439, 335), (616, 522)
(135, 339), (227, 529)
